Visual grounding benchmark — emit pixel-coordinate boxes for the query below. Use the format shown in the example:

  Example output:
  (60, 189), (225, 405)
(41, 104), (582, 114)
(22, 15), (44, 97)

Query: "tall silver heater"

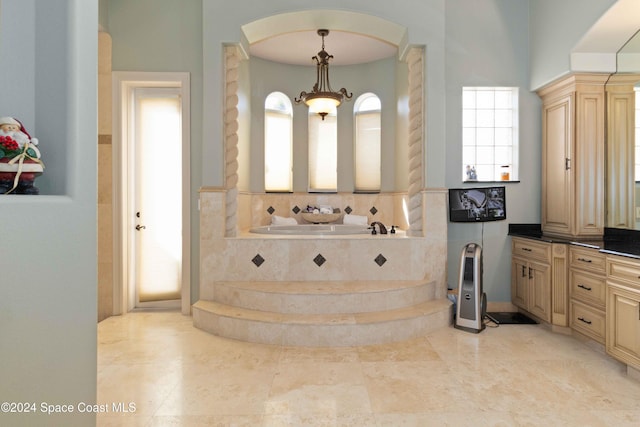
(454, 243), (486, 333)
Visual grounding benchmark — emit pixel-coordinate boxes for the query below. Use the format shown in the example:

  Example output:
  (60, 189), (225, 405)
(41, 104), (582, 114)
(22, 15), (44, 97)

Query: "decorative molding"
(224, 44), (242, 237)
(406, 46), (425, 237)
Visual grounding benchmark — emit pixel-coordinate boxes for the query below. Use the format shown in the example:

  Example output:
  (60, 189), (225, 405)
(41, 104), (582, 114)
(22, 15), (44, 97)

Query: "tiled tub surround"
(237, 191), (411, 230)
(195, 188), (451, 346)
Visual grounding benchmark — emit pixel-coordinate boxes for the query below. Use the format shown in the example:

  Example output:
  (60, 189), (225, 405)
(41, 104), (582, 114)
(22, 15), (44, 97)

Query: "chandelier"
(295, 29), (352, 120)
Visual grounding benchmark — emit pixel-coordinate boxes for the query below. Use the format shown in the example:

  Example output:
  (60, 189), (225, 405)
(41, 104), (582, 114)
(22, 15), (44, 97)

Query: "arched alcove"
(223, 10), (425, 236)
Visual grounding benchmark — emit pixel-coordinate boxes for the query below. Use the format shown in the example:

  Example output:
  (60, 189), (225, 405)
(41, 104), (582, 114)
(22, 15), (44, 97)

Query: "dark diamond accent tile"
(374, 254), (387, 266)
(313, 254), (326, 267)
(292, 205), (301, 214)
(252, 254), (265, 267)
(267, 206), (275, 215)
(344, 206), (352, 214)
(370, 206), (378, 215)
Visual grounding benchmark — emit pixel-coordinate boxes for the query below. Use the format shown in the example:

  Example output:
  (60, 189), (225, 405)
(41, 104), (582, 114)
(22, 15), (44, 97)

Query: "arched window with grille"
(264, 92), (293, 192)
(354, 93), (381, 192)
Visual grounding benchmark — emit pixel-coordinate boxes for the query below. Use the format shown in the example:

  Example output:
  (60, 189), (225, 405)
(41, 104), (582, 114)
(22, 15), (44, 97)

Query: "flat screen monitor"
(448, 186), (506, 223)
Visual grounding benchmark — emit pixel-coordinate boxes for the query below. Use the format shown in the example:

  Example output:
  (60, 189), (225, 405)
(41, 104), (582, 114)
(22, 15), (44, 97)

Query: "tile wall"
(237, 192), (411, 230)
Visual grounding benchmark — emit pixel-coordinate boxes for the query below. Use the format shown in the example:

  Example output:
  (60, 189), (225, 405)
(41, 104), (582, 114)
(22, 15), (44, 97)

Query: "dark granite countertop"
(508, 224), (640, 260)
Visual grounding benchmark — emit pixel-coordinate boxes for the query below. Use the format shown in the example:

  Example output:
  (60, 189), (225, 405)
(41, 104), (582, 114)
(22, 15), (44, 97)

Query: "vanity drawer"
(569, 246), (606, 274)
(607, 255), (640, 289)
(570, 270), (606, 308)
(512, 238), (551, 263)
(570, 300), (605, 344)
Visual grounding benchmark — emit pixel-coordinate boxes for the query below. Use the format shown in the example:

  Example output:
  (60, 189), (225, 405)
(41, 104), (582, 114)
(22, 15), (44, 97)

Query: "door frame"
(112, 71), (191, 315)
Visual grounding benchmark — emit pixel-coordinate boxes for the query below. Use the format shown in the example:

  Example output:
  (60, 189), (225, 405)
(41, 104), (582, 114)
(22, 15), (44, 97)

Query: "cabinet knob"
(577, 284), (592, 291)
(577, 257), (592, 263)
(578, 317), (592, 325)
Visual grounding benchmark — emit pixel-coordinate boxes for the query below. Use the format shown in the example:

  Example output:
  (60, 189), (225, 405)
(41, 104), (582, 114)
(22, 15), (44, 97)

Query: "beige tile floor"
(97, 311), (640, 426)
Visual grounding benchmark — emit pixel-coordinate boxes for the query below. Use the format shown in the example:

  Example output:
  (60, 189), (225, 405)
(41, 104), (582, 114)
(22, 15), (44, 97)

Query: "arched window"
(264, 92), (293, 192)
(354, 93), (381, 192)
(308, 107), (337, 192)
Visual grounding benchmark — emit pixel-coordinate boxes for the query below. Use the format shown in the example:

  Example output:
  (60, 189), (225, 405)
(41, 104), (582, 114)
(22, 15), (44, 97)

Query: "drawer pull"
(577, 257), (592, 263)
(577, 284), (592, 291)
(521, 248), (532, 252)
(578, 317), (592, 325)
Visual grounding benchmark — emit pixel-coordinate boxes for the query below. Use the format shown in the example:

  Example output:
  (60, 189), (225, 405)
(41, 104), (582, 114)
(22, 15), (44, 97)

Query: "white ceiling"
(249, 30), (398, 66)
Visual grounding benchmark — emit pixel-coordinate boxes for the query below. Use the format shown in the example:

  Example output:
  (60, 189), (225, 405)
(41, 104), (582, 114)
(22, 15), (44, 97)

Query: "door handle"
(135, 225), (146, 231)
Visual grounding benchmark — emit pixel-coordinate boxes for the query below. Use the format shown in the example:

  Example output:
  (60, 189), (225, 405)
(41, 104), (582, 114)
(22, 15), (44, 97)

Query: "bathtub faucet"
(369, 221), (387, 235)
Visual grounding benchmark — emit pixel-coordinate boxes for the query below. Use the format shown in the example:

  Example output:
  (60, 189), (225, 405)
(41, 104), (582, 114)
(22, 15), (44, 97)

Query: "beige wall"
(98, 32), (113, 322)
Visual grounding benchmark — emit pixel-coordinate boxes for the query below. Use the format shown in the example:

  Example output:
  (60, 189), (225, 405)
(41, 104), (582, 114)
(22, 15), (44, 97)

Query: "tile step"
(213, 280), (436, 314)
(214, 280), (432, 295)
(192, 298), (453, 346)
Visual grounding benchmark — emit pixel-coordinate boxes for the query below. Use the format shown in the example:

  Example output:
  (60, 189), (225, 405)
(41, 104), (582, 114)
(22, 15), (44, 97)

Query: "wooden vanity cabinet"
(606, 255), (640, 369)
(569, 246), (606, 344)
(511, 237), (568, 325)
(605, 74), (639, 229)
(537, 74), (607, 239)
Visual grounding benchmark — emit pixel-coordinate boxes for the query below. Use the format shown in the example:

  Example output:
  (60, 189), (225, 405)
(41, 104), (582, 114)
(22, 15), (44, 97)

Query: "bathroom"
(4, 2), (637, 424)
(95, 0), (544, 322)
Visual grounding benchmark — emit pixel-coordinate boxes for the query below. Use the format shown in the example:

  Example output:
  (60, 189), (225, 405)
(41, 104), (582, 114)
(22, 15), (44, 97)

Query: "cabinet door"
(574, 90), (605, 237)
(542, 93), (573, 237)
(529, 260), (551, 322)
(607, 282), (640, 368)
(606, 89), (636, 229)
(511, 257), (529, 309)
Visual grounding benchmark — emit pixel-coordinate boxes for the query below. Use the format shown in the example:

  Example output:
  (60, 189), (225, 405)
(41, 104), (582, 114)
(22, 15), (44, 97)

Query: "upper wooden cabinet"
(605, 74), (638, 230)
(537, 74), (608, 239)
